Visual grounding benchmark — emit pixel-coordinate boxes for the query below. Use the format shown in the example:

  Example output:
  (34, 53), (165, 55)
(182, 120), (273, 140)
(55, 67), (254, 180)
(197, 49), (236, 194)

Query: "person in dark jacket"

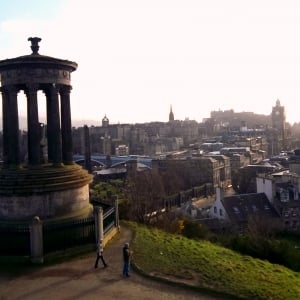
(122, 242), (131, 277)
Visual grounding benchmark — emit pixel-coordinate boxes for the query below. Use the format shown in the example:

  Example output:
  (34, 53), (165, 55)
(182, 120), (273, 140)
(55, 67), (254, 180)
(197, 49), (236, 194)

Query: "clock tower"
(271, 99), (286, 153)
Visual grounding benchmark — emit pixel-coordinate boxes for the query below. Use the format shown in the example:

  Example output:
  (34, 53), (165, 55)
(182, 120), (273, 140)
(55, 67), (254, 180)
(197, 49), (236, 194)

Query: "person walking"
(122, 242), (131, 277)
(94, 242), (108, 269)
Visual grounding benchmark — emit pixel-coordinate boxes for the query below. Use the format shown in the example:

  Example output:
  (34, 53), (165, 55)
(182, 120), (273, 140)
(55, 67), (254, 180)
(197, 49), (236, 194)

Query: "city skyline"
(1, 0), (300, 126)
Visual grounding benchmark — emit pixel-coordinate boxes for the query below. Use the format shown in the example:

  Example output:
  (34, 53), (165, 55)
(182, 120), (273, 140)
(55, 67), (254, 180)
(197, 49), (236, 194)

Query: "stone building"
(204, 154), (231, 189)
(152, 155), (231, 190)
(257, 170), (300, 231)
(209, 187), (280, 232)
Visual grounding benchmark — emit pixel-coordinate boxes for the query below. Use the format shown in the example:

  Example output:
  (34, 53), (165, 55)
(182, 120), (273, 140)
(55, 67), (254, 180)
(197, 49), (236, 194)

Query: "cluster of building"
(67, 100), (300, 233)
(207, 155), (300, 232)
(72, 100), (289, 158)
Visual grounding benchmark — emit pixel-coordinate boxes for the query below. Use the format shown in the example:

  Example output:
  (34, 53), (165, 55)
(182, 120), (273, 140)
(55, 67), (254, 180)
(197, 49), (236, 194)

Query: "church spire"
(169, 105), (174, 122)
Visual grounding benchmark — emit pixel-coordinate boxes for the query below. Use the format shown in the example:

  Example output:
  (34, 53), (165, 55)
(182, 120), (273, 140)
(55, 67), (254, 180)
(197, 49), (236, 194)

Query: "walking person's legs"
(94, 254), (100, 269)
(100, 255), (108, 267)
(123, 261), (130, 277)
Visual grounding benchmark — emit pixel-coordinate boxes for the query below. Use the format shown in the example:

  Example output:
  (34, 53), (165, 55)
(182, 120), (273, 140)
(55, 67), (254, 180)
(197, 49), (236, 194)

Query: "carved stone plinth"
(0, 164), (93, 221)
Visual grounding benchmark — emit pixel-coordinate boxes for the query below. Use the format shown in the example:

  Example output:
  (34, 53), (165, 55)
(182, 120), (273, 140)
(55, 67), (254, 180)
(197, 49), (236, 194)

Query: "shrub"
(181, 219), (209, 239)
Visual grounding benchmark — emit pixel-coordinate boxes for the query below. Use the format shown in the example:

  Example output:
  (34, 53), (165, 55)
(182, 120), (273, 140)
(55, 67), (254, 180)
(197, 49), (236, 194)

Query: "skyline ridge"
(9, 105), (291, 131)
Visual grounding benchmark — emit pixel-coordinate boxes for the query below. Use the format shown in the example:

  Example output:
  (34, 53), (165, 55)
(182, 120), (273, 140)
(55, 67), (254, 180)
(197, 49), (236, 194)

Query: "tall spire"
(169, 105), (174, 122)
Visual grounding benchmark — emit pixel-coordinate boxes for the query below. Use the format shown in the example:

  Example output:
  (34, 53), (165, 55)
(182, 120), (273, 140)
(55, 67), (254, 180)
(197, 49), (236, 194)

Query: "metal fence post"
(29, 216), (44, 264)
(113, 195), (119, 229)
(99, 207), (104, 242)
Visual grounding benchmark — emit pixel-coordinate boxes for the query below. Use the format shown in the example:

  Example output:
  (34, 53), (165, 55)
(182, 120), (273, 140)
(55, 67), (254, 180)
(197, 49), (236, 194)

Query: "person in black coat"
(122, 242), (131, 277)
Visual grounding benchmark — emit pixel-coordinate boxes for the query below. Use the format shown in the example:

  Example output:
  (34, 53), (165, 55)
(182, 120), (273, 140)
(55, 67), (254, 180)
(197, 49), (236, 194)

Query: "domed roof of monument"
(0, 37), (77, 72)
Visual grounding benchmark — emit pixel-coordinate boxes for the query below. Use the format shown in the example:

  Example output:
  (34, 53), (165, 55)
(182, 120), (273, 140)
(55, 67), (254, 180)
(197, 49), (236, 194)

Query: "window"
(219, 209), (223, 216)
(233, 206), (240, 214)
(293, 221), (298, 228)
(252, 205), (257, 212)
(214, 206), (217, 214)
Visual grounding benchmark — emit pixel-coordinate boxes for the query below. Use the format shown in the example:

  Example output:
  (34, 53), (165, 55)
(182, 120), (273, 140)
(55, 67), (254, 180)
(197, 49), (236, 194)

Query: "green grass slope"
(127, 222), (300, 300)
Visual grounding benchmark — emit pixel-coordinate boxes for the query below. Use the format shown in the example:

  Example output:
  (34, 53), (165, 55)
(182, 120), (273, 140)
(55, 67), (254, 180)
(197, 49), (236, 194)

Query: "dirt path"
(0, 226), (224, 300)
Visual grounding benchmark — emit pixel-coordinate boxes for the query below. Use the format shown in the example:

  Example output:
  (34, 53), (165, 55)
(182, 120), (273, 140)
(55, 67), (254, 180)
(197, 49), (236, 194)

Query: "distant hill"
(71, 119), (101, 128)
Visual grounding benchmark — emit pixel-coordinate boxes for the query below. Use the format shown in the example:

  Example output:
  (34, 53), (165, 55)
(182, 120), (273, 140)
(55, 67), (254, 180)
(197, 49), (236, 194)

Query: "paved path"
(0, 226), (223, 300)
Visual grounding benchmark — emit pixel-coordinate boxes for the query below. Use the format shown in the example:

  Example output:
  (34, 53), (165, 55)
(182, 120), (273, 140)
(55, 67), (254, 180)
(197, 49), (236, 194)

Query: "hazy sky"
(1, 0), (300, 126)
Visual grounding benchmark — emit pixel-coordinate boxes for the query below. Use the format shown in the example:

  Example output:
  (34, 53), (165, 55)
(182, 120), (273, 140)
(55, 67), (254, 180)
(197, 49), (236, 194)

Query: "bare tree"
(161, 166), (184, 195)
(246, 214), (283, 240)
(124, 169), (165, 224)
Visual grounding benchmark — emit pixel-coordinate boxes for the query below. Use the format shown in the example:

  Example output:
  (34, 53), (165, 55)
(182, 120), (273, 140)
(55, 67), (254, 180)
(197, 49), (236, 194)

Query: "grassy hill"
(126, 221), (300, 300)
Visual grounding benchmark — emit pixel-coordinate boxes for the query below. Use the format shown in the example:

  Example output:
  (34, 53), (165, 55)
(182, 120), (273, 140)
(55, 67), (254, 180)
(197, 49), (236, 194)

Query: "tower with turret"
(271, 99), (287, 153)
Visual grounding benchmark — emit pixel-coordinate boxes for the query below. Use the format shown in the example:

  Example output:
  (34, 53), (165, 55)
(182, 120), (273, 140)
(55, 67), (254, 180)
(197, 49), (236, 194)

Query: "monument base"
(0, 164), (93, 221)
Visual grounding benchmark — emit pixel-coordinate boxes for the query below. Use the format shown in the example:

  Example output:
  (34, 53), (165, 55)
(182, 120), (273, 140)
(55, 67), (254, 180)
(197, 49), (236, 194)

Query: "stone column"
(94, 206), (104, 244)
(60, 85), (73, 164)
(1, 87), (9, 166)
(2, 85), (20, 168)
(25, 84), (40, 166)
(44, 84), (62, 165)
(30, 216), (44, 264)
(84, 125), (92, 173)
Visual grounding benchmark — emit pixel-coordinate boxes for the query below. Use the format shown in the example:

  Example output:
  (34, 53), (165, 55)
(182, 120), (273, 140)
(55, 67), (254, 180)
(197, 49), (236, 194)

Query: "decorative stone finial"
(28, 37), (42, 55)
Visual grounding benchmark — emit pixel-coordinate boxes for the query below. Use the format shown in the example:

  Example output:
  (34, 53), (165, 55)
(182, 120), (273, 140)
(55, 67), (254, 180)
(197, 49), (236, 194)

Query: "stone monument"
(0, 37), (93, 221)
